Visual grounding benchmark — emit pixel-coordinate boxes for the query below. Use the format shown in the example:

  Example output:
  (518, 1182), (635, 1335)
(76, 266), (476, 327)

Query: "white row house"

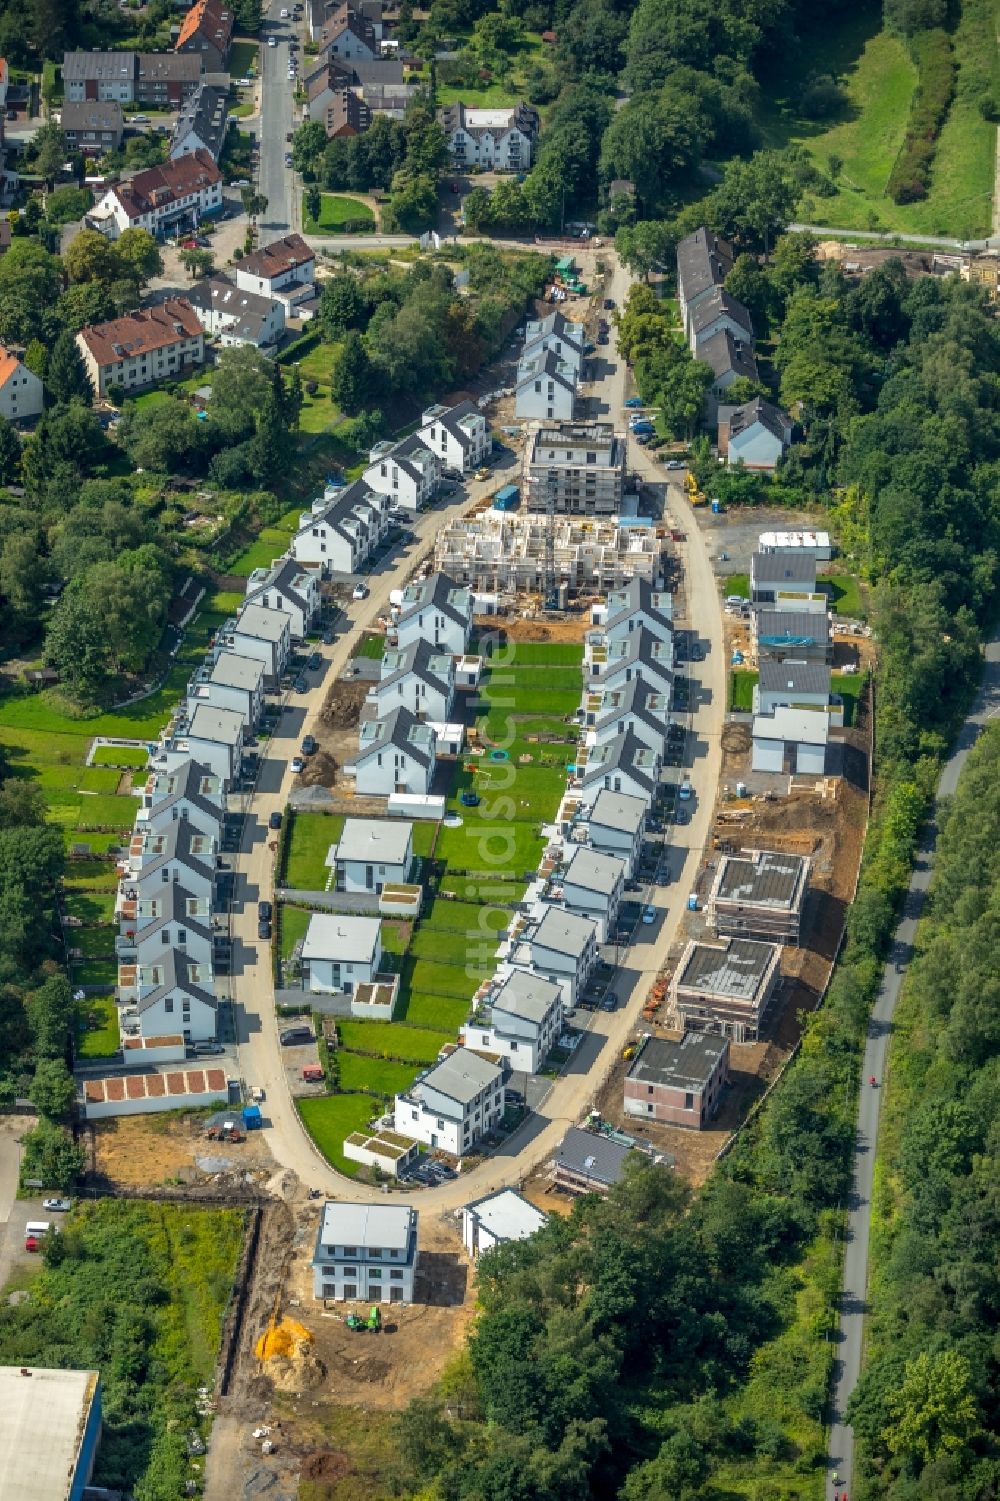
(214, 603), (292, 686)
(555, 844), (625, 944)
(119, 816), (218, 905)
(437, 102), (539, 171)
(117, 948), (217, 1043)
(510, 906), (599, 1005)
(577, 728), (662, 810)
(291, 479), (390, 576)
(395, 1047), (504, 1156)
(523, 310), (586, 372)
(136, 755), (225, 840)
(587, 626), (674, 698)
(353, 706), (437, 796)
(582, 675), (670, 757)
(244, 556), (323, 639)
(235, 234), (317, 321)
(417, 401), (490, 475)
(515, 347), (577, 422)
(370, 639), (455, 723)
(461, 970), (563, 1074)
(395, 571), (473, 656)
(177, 703), (245, 788)
(584, 788), (647, 876)
(364, 434), (442, 512)
(187, 651), (265, 728)
(590, 577), (674, 646)
(119, 883), (216, 969)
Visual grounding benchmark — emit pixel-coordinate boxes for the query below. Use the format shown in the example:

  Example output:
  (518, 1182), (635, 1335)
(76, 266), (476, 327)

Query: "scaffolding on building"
(434, 513), (663, 598)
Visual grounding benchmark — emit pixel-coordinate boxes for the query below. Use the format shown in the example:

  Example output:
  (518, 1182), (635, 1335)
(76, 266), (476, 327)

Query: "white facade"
(584, 789), (647, 876)
(303, 913), (383, 993)
(462, 1188), (546, 1257)
(291, 481), (390, 575)
(395, 572), (472, 656)
(137, 755), (225, 839)
(523, 908), (598, 1004)
(0, 350), (44, 422)
(187, 651), (265, 728)
(364, 437), (441, 511)
(463, 970), (562, 1074)
(129, 890), (215, 969)
(234, 234), (316, 317)
(417, 402), (490, 474)
(187, 277), (285, 349)
(371, 643), (455, 723)
(354, 708), (437, 797)
(87, 151), (223, 239)
(243, 559), (322, 639)
(312, 1201), (418, 1304)
(394, 1047), (504, 1157)
(558, 845), (625, 944)
(515, 351), (577, 421)
(329, 818), (413, 894)
(751, 705), (830, 776)
(182, 703), (245, 788)
(224, 603), (292, 684)
(440, 105), (537, 169)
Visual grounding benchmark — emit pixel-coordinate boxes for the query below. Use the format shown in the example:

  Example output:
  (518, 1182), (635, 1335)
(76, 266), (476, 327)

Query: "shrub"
(887, 29), (955, 204)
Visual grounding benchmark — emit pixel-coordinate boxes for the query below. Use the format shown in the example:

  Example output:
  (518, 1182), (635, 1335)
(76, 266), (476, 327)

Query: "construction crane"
(543, 468), (559, 610)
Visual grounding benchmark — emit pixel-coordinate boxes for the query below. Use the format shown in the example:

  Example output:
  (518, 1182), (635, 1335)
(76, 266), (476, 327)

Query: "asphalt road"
(223, 250), (728, 1212)
(826, 632), (1000, 1496)
(257, 1), (296, 235)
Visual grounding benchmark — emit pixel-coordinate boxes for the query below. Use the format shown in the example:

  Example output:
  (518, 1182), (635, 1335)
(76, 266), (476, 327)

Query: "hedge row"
(888, 28), (956, 203)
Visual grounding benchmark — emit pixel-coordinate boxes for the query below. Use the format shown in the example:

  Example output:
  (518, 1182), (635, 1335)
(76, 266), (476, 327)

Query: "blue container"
(687, 894), (698, 911)
(711, 498), (722, 513)
(243, 1105), (263, 1130)
(493, 484), (520, 511)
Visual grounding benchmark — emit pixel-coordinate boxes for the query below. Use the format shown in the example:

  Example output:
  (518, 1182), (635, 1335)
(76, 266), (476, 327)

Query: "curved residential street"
(225, 252), (728, 1214)
(826, 633), (1000, 1497)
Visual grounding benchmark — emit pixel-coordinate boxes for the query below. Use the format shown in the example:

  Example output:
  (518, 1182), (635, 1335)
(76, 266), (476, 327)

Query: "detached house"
(515, 348), (577, 422)
(671, 937), (781, 1043)
(291, 479), (389, 575)
(395, 571), (472, 656)
(303, 913), (383, 993)
(624, 1033), (729, 1129)
(59, 99), (124, 153)
(186, 276), (285, 351)
(312, 1201), (418, 1304)
(318, 4), (378, 61)
(364, 434), (441, 512)
(394, 1047), (504, 1156)
(520, 906), (598, 1004)
(584, 788), (647, 875)
(753, 608), (831, 665)
(462, 970), (563, 1073)
(328, 818), (413, 894)
(750, 550), (817, 606)
(707, 849), (809, 945)
(438, 102), (538, 170)
(76, 299), (205, 398)
(244, 557), (322, 639)
(719, 398), (794, 472)
(676, 226), (734, 338)
(417, 401), (490, 475)
(577, 728), (661, 810)
(235, 234), (317, 320)
(0, 346), (43, 422)
(462, 1189), (546, 1258)
(175, 0), (234, 71)
(557, 845), (625, 943)
(524, 422), (626, 517)
(88, 149), (222, 239)
(354, 705), (436, 796)
(371, 639), (455, 722)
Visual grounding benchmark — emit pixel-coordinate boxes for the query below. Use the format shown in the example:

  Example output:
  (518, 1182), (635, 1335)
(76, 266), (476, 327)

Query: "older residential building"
(552, 1125), (630, 1196)
(751, 704), (831, 776)
(753, 608), (832, 664)
(169, 81), (229, 162)
(521, 906), (598, 1004)
(394, 1047), (504, 1156)
(324, 87), (371, 137)
(557, 845), (625, 943)
(354, 706), (436, 796)
(312, 1201), (418, 1303)
(515, 349), (577, 421)
(88, 149), (222, 239)
(187, 651), (264, 728)
(329, 818), (413, 894)
(689, 288), (753, 357)
(0, 346), (43, 422)
(671, 937), (781, 1042)
(364, 434), (441, 511)
(318, 3), (378, 61)
(577, 728), (661, 810)
(305, 55), (405, 124)
(235, 234), (316, 319)
(303, 914), (383, 993)
(395, 571), (472, 656)
(214, 603), (291, 686)
(134, 51), (204, 107)
(624, 1032), (729, 1128)
(462, 970), (562, 1073)
(136, 755), (224, 838)
(119, 948), (218, 1042)
(582, 675), (670, 757)
(244, 557), (322, 639)
(676, 226), (734, 338)
(59, 99), (123, 152)
(291, 479), (390, 575)
(186, 275), (285, 350)
(698, 326), (758, 411)
(309, 0), (383, 42)
(371, 639), (455, 722)
(176, 0), (234, 71)
(417, 401), (490, 475)
(462, 1188), (546, 1257)
(438, 102), (538, 170)
(524, 421), (626, 516)
(707, 849), (809, 945)
(62, 50), (201, 106)
(76, 298), (204, 398)
(584, 787), (646, 875)
(720, 398), (794, 472)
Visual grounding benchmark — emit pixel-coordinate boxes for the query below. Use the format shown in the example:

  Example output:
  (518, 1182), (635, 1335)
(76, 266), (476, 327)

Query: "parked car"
(302, 735), (317, 755)
(194, 1041), (225, 1056)
(641, 905), (657, 925)
(666, 459), (684, 469)
(268, 810), (282, 830)
(42, 1198), (73, 1213)
(322, 629), (334, 646)
(267, 34), (276, 43)
(294, 676), (308, 693)
(600, 994), (618, 1011)
(624, 396), (643, 408)
(258, 900), (273, 920)
(258, 919), (272, 940)
(290, 755), (305, 773)
(604, 297), (615, 309)
(307, 651), (321, 671)
(352, 582), (369, 600)
(474, 467), (490, 481)
(280, 1026), (314, 1046)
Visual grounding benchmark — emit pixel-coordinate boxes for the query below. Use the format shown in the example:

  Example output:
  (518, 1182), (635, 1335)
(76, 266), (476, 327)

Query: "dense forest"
(848, 726), (1000, 1498)
(388, 255), (1000, 1501)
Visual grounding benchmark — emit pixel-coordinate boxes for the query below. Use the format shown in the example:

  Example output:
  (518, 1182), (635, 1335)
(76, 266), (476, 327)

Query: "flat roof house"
(751, 704), (831, 776)
(395, 570), (472, 656)
(328, 817), (413, 894)
(462, 1188), (546, 1258)
(0, 1365), (102, 1501)
(395, 1047), (504, 1156)
(303, 913), (383, 993)
(244, 556), (322, 640)
(521, 906), (598, 1004)
(524, 421), (626, 517)
(224, 602), (292, 685)
(187, 650), (265, 727)
(417, 400), (490, 475)
(354, 705), (436, 796)
(181, 703), (245, 787)
(584, 787), (647, 875)
(313, 1201), (418, 1303)
(76, 298), (205, 398)
(552, 1125), (630, 1196)
(672, 937), (782, 1042)
(371, 638), (455, 723)
(557, 845), (625, 943)
(624, 1032), (729, 1129)
(707, 849), (809, 945)
(462, 969), (563, 1074)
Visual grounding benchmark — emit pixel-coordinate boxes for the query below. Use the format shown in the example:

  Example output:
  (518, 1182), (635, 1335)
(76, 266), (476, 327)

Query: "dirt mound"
(301, 1452), (352, 1483)
(268, 1350), (328, 1392)
(322, 679), (369, 730)
(256, 1317), (314, 1362)
(342, 1354), (391, 1384)
(298, 751), (336, 788)
(721, 723), (751, 755)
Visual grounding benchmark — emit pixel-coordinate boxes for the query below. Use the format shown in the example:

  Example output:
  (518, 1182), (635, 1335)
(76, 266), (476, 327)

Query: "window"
(165, 997), (174, 1013)
(343, 1246), (357, 1256)
(647, 1084), (654, 1095)
(684, 1092), (694, 1110)
(369, 1247), (381, 1258)
(390, 1269), (403, 1281)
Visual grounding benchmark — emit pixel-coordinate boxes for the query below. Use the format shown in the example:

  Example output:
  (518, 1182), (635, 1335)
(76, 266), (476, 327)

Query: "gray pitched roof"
(588, 788), (647, 836)
(398, 570), (471, 632)
(604, 578), (674, 635)
(697, 326), (758, 384)
(728, 397), (791, 444)
(146, 758), (223, 823)
(136, 948), (217, 1015)
(757, 659), (831, 697)
(555, 1125), (630, 1187)
(580, 728), (659, 796)
(357, 704), (434, 768)
(676, 226), (734, 307)
(170, 82), (229, 160)
(751, 551), (816, 588)
(591, 675), (668, 736)
(134, 884), (214, 946)
(377, 637), (453, 700)
(492, 969), (561, 1023)
(594, 625), (674, 685)
(417, 1046), (502, 1106)
(187, 275), (279, 343)
(690, 287), (753, 341)
(517, 347), (577, 394)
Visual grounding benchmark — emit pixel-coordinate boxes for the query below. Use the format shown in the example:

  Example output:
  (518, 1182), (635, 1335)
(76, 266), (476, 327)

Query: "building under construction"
(433, 512), (664, 597)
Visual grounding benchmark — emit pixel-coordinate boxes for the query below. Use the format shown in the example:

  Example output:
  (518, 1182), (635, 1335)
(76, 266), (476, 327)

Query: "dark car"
(301, 734), (317, 755)
(597, 331), (609, 345)
(294, 677), (308, 693)
(268, 810), (282, 831)
(603, 297), (615, 310)
(322, 629), (334, 646)
(280, 1026), (313, 1046)
(307, 651), (322, 670)
(258, 900), (273, 920)
(258, 919), (272, 940)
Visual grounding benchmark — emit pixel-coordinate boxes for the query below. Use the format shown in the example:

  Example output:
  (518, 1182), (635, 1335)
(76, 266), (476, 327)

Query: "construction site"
(433, 509), (665, 598)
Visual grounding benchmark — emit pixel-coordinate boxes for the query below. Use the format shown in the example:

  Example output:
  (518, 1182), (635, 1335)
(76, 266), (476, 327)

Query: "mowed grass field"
(759, 9), (996, 238)
(283, 812), (344, 890)
(302, 193), (375, 234)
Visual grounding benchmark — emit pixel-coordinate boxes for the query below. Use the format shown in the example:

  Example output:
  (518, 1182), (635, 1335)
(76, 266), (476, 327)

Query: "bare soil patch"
(91, 1113), (276, 1186)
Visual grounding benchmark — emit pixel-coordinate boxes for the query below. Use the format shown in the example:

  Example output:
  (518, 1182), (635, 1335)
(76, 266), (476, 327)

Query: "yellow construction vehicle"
(686, 471), (706, 506)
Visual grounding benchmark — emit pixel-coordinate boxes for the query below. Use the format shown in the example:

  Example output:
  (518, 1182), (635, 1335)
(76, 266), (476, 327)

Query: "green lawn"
(407, 928), (496, 972)
(74, 994), (120, 1059)
(420, 897), (513, 933)
(229, 38), (259, 77)
(63, 859), (121, 890)
(336, 1052), (419, 1096)
(724, 574), (750, 600)
(283, 812), (344, 890)
(75, 794), (141, 830)
(484, 641), (583, 666)
(356, 632), (386, 660)
(820, 573), (866, 620)
(73, 958), (117, 988)
(400, 990), (470, 1032)
(90, 744), (149, 769)
(436, 79), (521, 107)
(64, 890), (118, 923)
(71, 925), (115, 959)
(337, 1018), (449, 1062)
(228, 528), (297, 578)
(279, 903), (311, 960)
(411, 821), (438, 857)
(434, 818), (545, 880)
(298, 1094), (382, 1175)
(833, 672), (865, 727)
(730, 670), (758, 712)
(759, 9), (995, 238)
(302, 193), (375, 235)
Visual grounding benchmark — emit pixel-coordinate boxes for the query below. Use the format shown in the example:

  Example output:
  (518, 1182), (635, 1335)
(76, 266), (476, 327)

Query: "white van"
(24, 1220), (51, 1250)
